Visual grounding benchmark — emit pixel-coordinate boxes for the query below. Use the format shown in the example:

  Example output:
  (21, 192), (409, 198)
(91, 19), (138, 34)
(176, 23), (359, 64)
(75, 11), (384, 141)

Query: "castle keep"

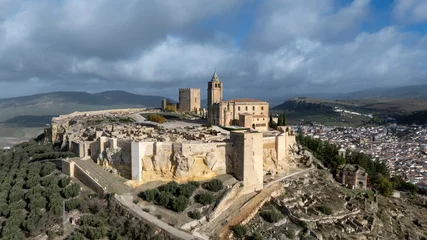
(179, 88), (201, 114)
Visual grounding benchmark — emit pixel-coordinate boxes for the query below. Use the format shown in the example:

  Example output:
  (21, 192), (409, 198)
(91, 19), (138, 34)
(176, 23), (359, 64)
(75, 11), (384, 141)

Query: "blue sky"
(0, 0), (427, 99)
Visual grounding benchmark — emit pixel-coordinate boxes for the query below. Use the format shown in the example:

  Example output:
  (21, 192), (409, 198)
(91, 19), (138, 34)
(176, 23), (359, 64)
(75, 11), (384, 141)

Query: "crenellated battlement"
(179, 88), (200, 91)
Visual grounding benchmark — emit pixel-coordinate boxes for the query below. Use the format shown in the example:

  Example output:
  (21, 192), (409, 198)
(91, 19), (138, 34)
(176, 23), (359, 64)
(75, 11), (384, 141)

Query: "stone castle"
(50, 72), (296, 193)
(164, 71), (269, 131)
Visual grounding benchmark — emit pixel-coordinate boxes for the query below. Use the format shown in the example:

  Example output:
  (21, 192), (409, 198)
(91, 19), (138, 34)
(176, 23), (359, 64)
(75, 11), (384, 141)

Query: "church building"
(207, 72), (269, 131)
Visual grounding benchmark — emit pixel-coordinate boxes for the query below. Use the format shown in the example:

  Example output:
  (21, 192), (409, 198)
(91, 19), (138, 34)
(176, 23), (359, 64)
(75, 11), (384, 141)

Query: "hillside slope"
(341, 84), (427, 99)
(273, 98), (427, 125)
(0, 91), (172, 125)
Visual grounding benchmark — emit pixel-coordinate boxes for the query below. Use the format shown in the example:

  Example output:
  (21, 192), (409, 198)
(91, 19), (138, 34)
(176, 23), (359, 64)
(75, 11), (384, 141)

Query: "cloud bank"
(0, 0), (426, 99)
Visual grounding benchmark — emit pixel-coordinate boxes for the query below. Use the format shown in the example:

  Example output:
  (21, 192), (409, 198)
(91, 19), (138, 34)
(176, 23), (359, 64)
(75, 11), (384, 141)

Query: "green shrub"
(61, 183), (80, 198)
(140, 188), (159, 202)
(188, 181), (200, 188)
(316, 205), (332, 215)
(203, 179), (223, 192)
(58, 177), (70, 188)
(170, 196), (189, 212)
(252, 231), (263, 240)
(79, 214), (106, 227)
(231, 224), (247, 239)
(40, 162), (56, 177)
(156, 191), (174, 207)
(260, 209), (284, 223)
(67, 231), (86, 240)
(195, 192), (215, 205)
(159, 181), (179, 194)
(187, 210), (202, 220)
(8, 187), (25, 203)
(65, 198), (81, 211)
(146, 114), (166, 123)
(177, 183), (197, 198)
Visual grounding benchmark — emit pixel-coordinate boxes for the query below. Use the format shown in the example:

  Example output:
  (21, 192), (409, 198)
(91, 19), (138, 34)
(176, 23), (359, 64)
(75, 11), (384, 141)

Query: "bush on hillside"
(170, 196), (189, 212)
(203, 179), (223, 192)
(260, 209), (284, 223)
(187, 210), (202, 220)
(231, 224), (247, 239)
(140, 188), (159, 202)
(195, 192), (215, 205)
(146, 114), (166, 123)
(316, 205), (332, 215)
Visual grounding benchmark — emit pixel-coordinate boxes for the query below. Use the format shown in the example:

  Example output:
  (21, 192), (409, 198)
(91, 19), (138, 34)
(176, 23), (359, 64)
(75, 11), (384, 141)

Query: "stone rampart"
(73, 163), (106, 195)
(62, 159), (75, 177)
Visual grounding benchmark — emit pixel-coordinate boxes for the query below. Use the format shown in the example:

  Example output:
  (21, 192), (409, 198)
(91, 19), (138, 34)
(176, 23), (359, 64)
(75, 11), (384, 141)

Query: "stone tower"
(179, 88), (201, 113)
(230, 131), (264, 193)
(207, 71), (223, 125)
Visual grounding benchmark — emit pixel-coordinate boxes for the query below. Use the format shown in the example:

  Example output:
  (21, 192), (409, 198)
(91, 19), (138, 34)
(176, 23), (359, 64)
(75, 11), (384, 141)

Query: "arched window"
(252, 106), (255, 111)
(261, 106), (264, 110)
(245, 106), (248, 111)
(238, 106), (240, 111)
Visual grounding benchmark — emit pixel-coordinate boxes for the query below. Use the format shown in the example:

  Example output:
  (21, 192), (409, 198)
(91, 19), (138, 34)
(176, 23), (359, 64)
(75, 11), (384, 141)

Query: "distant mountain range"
(273, 84), (427, 103)
(0, 90), (171, 108)
(0, 91), (172, 126)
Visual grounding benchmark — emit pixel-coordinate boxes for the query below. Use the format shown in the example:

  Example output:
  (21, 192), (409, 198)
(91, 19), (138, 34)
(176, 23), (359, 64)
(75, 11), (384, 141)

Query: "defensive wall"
(62, 159), (106, 195)
(67, 127), (296, 193)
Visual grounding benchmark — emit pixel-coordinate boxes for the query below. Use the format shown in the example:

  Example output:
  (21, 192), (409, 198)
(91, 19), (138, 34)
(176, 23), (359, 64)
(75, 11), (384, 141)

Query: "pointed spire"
(211, 71), (219, 82)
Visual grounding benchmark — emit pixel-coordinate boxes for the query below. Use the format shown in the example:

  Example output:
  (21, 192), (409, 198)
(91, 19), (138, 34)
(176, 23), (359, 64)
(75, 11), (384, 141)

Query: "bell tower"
(207, 71), (223, 105)
(207, 71), (223, 125)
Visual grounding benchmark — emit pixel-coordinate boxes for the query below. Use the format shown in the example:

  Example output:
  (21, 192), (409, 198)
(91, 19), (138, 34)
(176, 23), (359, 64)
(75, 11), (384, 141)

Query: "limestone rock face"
(263, 148), (278, 172)
(104, 147), (130, 165)
(204, 151), (218, 170)
(173, 151), (195, 178)
(152, 152), (172, 175)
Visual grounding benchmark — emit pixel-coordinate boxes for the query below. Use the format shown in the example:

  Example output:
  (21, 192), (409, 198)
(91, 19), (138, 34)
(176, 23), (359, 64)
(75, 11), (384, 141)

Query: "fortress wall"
(73, 163), (105, 195)
(263, 137), (278, 172)
(263, 137), (276, 149)
(181, 142), (229, 174)
(62, 159), (75, 177)
(71, 141), (81, 157)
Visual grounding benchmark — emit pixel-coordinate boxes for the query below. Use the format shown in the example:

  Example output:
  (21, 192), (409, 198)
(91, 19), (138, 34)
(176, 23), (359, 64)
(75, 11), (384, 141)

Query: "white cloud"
(393, 0), (427, 23)
(0, 0), (427, 99)
(256, 27), (427, 92)
(249, 0), (370, 48)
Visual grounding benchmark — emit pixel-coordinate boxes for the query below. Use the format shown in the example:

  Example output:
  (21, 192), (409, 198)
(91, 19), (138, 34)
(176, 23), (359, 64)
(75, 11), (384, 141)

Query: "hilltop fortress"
(49, 72), (297, 193)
